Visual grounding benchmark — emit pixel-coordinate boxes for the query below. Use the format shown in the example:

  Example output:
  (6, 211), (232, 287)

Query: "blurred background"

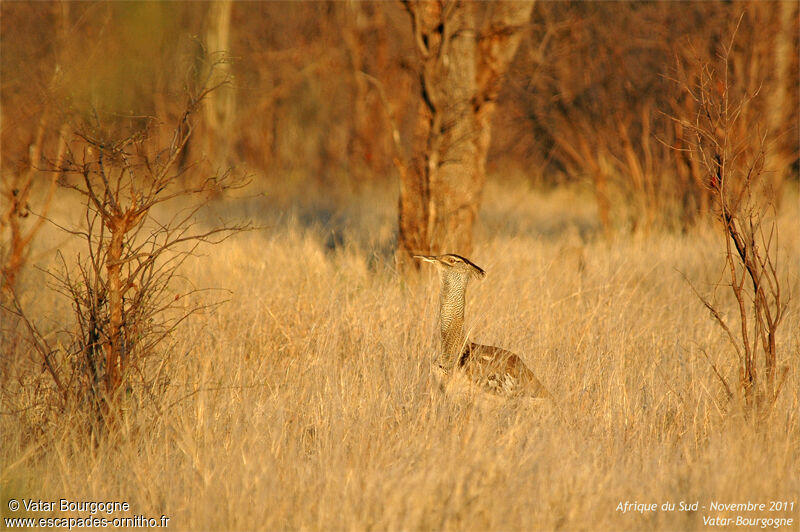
(1, 1), (798, 234)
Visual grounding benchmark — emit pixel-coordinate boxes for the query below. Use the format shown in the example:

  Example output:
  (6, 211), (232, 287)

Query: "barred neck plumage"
(438, 269), (471, 364)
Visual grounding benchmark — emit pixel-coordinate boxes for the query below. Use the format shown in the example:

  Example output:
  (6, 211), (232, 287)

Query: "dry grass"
(2, 179), (799, 531)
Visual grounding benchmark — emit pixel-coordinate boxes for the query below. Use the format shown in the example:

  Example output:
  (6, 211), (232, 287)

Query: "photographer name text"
(616, 500), (795, 529)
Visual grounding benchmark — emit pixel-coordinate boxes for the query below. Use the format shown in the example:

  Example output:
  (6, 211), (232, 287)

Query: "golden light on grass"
(2, 180), (798, 531)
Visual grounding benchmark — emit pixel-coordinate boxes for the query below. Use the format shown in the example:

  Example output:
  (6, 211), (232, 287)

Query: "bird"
(414, 253), (550, 401)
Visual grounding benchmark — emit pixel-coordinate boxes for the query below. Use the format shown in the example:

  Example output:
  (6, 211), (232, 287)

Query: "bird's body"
(459, 342), (549, 398)
(415, 253), (549, 401)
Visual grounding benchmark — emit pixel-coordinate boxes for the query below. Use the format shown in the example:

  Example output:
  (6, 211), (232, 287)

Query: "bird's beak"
(413, 255), (437, 264)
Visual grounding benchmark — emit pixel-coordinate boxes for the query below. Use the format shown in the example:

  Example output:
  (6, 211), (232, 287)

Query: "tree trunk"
(203, 0), (235, 169)
(396, 1), (534, 269)
(343, 1), (391, 181)
(765, 0), (797, 199)
(105, 226), (124, 394)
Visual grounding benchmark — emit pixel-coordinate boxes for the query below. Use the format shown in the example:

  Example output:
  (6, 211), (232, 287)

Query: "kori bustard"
(415, 254), (549, 400)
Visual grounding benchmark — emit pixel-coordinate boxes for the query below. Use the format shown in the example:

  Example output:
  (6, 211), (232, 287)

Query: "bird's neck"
(438, 271), (468, 365)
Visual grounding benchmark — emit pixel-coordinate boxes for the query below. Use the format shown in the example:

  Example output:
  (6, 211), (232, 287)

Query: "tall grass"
(2, 180), (798, 531)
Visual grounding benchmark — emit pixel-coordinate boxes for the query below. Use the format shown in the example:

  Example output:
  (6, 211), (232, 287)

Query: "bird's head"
(413, 253), (486, 280)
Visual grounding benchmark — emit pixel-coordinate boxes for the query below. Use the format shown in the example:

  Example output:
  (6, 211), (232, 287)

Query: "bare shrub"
(675, 25), (790, 420)
(2, 75), (248, 432)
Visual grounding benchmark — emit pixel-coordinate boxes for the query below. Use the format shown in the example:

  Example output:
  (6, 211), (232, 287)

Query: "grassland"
(2, 179), (799, 531)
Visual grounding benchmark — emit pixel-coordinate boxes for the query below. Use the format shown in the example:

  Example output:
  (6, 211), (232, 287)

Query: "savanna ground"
(2, 178), (799, 531)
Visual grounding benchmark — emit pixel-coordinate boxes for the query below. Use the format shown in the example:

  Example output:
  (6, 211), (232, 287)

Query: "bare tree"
(394, 1), (534, 269)
(676, 27), (790, 420)
(3, 72), (247, 431)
